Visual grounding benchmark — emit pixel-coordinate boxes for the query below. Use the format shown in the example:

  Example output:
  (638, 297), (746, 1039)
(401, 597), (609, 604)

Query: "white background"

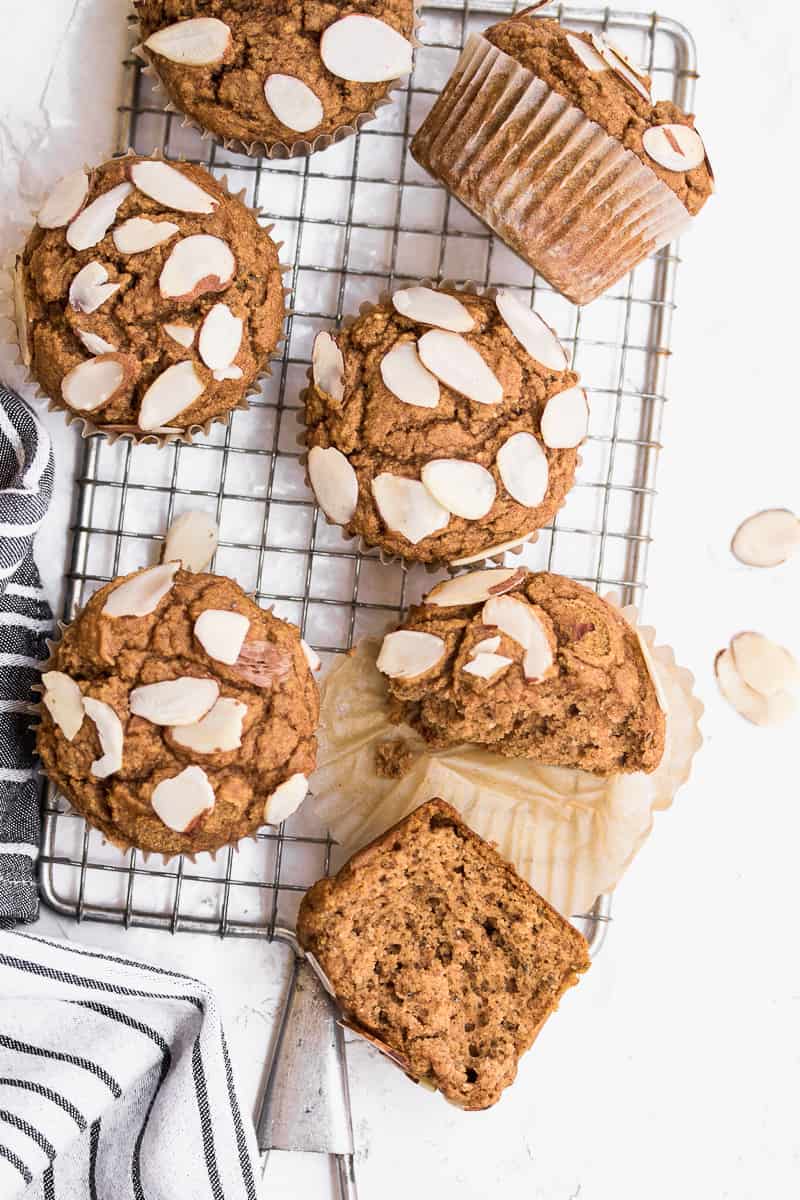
(1, 2), (798, 1197)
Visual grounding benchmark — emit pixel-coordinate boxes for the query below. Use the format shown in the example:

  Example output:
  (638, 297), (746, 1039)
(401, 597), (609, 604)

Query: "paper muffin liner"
(132, 6), (424, 161)
(309, 600), (703, 917)
(1, 148), (291, 449)
(411, 33), (693, 307)
(298, 279), (582, 574)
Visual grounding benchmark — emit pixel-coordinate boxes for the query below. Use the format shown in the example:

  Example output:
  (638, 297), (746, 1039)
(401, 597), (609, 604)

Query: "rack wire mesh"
(38, 2), (698, 960)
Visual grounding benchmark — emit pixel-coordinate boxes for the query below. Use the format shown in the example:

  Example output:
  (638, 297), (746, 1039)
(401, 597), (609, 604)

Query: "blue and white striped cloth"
(0, 387), (54, 926)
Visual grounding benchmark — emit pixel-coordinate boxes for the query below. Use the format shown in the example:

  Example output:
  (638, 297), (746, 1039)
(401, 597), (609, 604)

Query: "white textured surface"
(1, 1), (799, 1198)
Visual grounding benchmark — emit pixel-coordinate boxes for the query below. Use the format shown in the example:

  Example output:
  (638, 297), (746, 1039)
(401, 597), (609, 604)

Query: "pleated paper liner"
(297, 279), (583, 575)
(411, 33), (693, 307)
(2, 148), (291, 449)
(131, 5), (424, 161)
(309, 600), (703, 918)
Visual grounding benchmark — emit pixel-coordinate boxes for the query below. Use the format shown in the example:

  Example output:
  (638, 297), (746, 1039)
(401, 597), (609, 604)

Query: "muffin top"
(304, 287), (586, 565)
(17, 155), (285, 435)
(36, 566), (319, 856)
(485, 16), (713, 215)
(377, 568), (666, 774)
(135, 0), (416, 148)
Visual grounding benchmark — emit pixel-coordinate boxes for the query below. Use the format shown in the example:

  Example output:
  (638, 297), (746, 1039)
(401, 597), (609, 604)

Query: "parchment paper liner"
(131, 6), (423, 161)
(411, 33), (693, 307)
(309, 599), (703, 917)
(0, 148), (291, 449)
(298, 279), (582, 574)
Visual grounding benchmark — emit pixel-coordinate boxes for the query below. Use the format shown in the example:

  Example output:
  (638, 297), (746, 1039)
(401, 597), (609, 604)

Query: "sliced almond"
(83, 697), (124, 779)
(130, 677), (219, 726)
(163, 510), (218, 572)
(159, 235), (235, 301)
(420, 459), (496, 520)
(730, 632), (800, 698)
(113, 216), (180, 254)
(61, 354), (136, 413)
(42, 671), (85, 741)
(194, 609), (250, 665)
(77, 329), (117, 356)
(541, 386), (589, 449)
(103, 562), (179, 618)
(68, 261), (120, 314)
(463, 652), (513, 680)
(715, 648), (797, 727)
(380, 342), (439, 408)
(376, 630), (446, 679)
(372, 474), (450, 545)
(264, 772), (309, 825)
(130, 160), (218, 215)
(312, 331), (345, 402)
(495, 290), (567, 371)
(424, 567), (524, 608)
(264, 73), (324, 133)
(301, 639), (321, 672)
(38, 170), (89, 229)
(482, 594), (553, 680)
(144, 17), (231, 65)
(470, 636), (501, 656)
(591, 34), (651, 101)
(213, 366), (243, 381)
(13, 258), (30, 367)
(152, 765), (215, 833)
(233, 641), (292, 688)
(66, 182), (133, 252)
(642, 124), (705, 172)
(497, 432), (549, 508)
(450, 532), (535, 567)
(633, 627), (668, 713)
(392, 287), (474, 333)
(320, 14), (413, 83)
(198, 303), (242, 370)
(730, 509), (800, 568)
(163, 322), (195, 348)
(171, 697), (247, 755)
(307, 445), (358, 526)
(139, 360), (205, 431)
(417, 330), (502, 406)
(565, 33), (609, 73)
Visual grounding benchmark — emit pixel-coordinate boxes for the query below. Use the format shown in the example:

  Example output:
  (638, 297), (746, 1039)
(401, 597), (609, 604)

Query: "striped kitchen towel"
(0, 929), (260, 1199)
(0, 387), (54, 926)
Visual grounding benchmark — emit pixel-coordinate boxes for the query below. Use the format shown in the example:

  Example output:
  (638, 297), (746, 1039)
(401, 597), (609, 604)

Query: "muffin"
(14, 154), (285, 440)
(412, 15), (713, 305)
(297, 798), (590, 1109)
(304, 285), (588, 566)
(377, 568), (666, 773)
(135, 0), (417, 156)
(36, 564), (319, 856)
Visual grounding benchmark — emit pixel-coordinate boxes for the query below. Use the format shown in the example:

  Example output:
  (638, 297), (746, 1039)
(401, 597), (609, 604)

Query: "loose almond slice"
(730, 509), (800, 568)
(463, 652), (513, 680)
(450, 532), (535, 567)
(301, 639), (321, 672)
(417, 330), (502, 405)
(372, 474), (450, 545)
(163, 322), (195, 348)
(642, 124), (705, 172)
(320, 14), (413, 83)
(130, 677), (219, 726)
(715, 648), (797, 727)
(470, 636), (501, 656)
(213, 366), (243, 381)
(541, 386), (589, 449)
(159, 235), (235, 301)
(171, 697), (247, 755)
(380, 342), (439, 408)
(264, 772), (309, 825)
(61, 354), (135, 413)
(497, 432), (549, 508)
(13, 258), (30, 367)
(42, 671), (85, 741)
(38, 170), (89, 229)
(730, 632), (800, 698)
(495, 290), (567, 371)
(420, 459), (496, 520)
(312, 331), (345, 402)
(163, 510), (218, 572)
(233, 641), (292, 688)
(144, 17), (231, 65)
(77, 330), (117, 356)
(139, 361), (205, 431)
(392, 287), (474, 332)
(565, 33), (609, 73)
(130, 160), (218, 215)
(152, 765), (215, 833)
(103, 562), (179, 618)
(376, 630), (446, 679)
(264, 73), (324, 132)
(83, 697), (124, 778)
(482, 594), (553, 680)
(69, 261), (120, 314)
(198, 302), (242, 370)
(307, 445), (358, 525)
(591, 34), (650, 101)
(113, 216), (180, 254)
(66, 182), (133, 252)
(424, 566), (524, 608)
(194, 610), (250, 665)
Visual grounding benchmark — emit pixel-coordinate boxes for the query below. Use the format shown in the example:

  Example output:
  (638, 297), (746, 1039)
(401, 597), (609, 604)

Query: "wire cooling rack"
(38, 2), (698, 957)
